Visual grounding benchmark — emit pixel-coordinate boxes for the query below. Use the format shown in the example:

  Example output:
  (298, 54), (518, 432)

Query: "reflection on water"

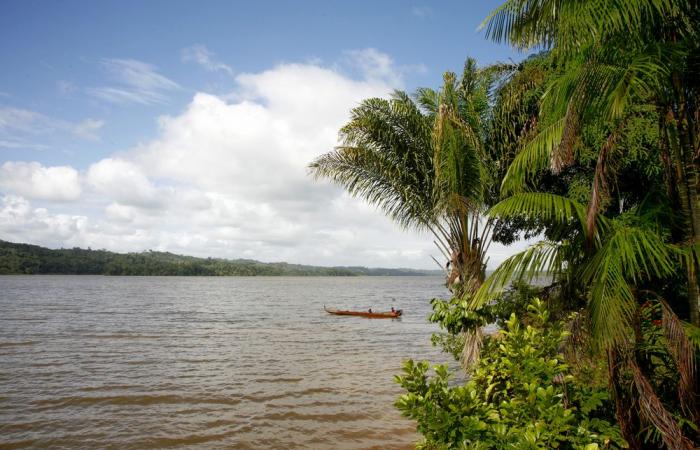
(0, 276), (449, 449)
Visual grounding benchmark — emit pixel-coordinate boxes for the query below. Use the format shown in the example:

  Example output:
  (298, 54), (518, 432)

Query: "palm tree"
(473, 1), (700, 446)
(483, 0), (700, 326)
(310, 60), (496, 298)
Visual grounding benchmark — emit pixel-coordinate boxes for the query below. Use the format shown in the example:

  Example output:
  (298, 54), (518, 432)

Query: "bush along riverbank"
(396, 299), (625, 449)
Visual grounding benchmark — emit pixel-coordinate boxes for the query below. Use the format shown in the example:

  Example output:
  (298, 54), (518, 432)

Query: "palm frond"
(469, 240), (565, 309)
(413, 87), (439, 115)
(585, 256), (636, 348)
(309, 145), (433, 228)
(629, 359), (695, 450)
(481, 0), (677, 55)
(309, 93), (438, 229)
(500, 118), (565, 194)
(488, 192), (587, 230)
(480, 0), (558, 50)
(586, 116), (631, 239)
(659, 299), (698, 420)
(584, 223), (677, 283)
(581, 223), (678, 346)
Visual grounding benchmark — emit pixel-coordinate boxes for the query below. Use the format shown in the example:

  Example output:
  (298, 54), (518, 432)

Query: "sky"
(0, 0), (530, 269)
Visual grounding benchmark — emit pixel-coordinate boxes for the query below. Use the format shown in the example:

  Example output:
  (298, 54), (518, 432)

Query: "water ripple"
(0, 275), (449, 449)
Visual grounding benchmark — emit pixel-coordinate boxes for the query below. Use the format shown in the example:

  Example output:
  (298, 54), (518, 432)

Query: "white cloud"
(182, 44), (233, 75)
(0, 139), (50, 150)
(86, 87), (154, 105)
(73, 118), (104, 141)
(0, 107), (41, 133)
(86, 158), (163, 208)
(343, 48), (403, 85)
(103, 58), (180, 91)
(0, 194), (149, 252)
(0, 49), (532, 269)
(0, 162), (81, 201)
(87, 58), (181, 105)
(105, 202), (138, 223)
(341, 48), (427, 86)
(0, 106), (104, 143)
(0, 195), (88, 245)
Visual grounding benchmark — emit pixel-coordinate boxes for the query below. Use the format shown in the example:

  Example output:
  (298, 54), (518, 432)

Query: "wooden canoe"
(324, 305), (402, 319)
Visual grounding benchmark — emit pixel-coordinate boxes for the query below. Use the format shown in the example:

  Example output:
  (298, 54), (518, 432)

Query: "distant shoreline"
(0, 240), (443, 277)
(0, 273), (445, 277)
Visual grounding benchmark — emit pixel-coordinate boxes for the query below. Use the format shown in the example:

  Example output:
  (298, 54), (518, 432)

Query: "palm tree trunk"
(672, 70), (700, 325)
(684, 190), (700, 327)
(665, 103), (700, 326)
(608, 347), (643, 449)
(680, 111), (700, 326)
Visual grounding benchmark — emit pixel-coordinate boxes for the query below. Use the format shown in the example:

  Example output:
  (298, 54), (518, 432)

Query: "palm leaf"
(481, 0), (677, 55)
(500, 118), (565, 194)
(629, 359), (695, 450)
(310, 145), (434, 228)
(581, 223), (678, 346)
(659, 299), (698, 421)
(488, 192), (587, 230)
(469, 240), (566, 309)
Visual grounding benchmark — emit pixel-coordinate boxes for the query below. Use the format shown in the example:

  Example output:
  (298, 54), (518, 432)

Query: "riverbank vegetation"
(0, 240), (438, 276)
(311, 0), (700, 447)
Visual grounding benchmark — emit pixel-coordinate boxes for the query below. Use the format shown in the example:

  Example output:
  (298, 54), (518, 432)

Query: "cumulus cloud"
(87, 58), (181, 105)
(86, 158), (163, 208)
(0, 49), (530, 269)
(135, 64), (398, 199)
(0, 195), (155, 251)
(0, 195), (88, 245)
(182, 44), (234, 75)
(0, 162), (81, 201)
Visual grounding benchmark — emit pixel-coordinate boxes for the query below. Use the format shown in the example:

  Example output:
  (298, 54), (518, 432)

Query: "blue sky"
(0, 1), (527, 269)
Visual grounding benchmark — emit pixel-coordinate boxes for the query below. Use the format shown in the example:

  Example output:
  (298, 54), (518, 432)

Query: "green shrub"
(395, 299), (626, 449)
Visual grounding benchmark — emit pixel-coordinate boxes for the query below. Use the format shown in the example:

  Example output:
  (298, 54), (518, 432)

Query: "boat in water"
(324, 305), (402, 319)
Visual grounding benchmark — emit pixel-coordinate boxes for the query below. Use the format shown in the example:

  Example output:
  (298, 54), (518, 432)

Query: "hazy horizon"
(2, 238), (448, 271)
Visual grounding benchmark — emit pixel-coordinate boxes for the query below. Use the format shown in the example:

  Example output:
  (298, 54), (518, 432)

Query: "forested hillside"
(0, 240), (438, 276)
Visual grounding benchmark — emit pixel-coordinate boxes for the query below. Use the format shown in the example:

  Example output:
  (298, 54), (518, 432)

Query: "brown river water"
(0, 276), (450, 449)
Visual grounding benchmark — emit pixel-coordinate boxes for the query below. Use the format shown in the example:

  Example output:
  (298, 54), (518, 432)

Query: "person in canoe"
(391, 307), (395, 313)
(368, 307), (372, 313)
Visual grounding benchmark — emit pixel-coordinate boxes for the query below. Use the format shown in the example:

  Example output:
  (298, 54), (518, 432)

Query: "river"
(0, 276), (450, 449)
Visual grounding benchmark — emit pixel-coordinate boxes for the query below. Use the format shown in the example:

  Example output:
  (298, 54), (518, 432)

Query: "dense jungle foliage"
(312, 0), (700, 447)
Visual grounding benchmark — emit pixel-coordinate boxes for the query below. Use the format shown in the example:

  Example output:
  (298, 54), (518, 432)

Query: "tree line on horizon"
(0, 240), (438, 277)
(311, 0), (700, 447)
